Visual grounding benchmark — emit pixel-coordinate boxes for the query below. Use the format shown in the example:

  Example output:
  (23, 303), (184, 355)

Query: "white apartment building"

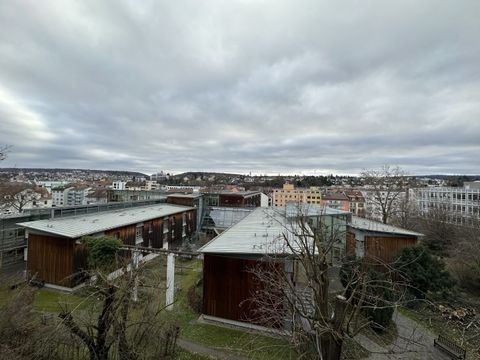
(52, 186), (91, 207)
(416, 182), (480, 225)
(112, 181), (127, 190)
(35, 180), (70, 193)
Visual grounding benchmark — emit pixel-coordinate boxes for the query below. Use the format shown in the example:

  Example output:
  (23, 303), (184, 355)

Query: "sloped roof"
(18, 204), (194, 239)
(283, 203), (350, 217)
(199, 208), (310, 255)
(348, 216), (423, 237)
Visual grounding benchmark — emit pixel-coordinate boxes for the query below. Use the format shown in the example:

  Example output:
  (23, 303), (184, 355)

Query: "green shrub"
(363, 270), (395, 332)
(395, 245), (455, 299)
(81, 236), (122, 269)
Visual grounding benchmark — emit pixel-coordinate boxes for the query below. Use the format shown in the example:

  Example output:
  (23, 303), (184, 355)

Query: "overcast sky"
(0, 1), (479, 175)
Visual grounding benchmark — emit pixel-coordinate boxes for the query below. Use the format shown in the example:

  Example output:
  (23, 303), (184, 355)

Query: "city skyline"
(1, 1), (479, 175)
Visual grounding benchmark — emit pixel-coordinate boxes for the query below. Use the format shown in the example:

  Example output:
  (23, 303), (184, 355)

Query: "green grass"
(0, 257), (369, 360)
(141, 256), (297, 360)
(175, 348), (212, 360)
(33, 288), (95, 312)
(182, 322), (296, 360)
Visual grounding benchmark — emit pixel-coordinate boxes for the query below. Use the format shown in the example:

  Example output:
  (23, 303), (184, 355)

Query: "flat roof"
(167, 193), (203, 198)
(348, 216), (423, 237)
(199, 208), (308, 255)
(17, 204), (194, 239)
(217, 191), (262, 197)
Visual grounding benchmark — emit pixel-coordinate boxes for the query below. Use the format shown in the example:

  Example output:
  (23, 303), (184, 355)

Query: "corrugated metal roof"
(17, 204), (194, 239)
(199, 208), (309, 255)
(348, 216), (423, 237)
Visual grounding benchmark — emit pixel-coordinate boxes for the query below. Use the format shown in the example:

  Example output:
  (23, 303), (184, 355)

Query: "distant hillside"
(0, 168), (148, 177)
(173, 171), (243, 178)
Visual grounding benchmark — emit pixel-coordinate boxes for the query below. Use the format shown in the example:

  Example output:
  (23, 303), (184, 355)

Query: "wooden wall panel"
(167, 197), (194, 207)
(203, 254), (284, 326)
(105, 225), (136, 246)
(365, 235), (417, 264)
(28, 234), (75, 287)
(219, 195), (244, 207)
(346, 231), (356, 257)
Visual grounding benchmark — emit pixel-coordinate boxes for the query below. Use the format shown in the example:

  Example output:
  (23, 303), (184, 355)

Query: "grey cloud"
(0, 0), (479, 175)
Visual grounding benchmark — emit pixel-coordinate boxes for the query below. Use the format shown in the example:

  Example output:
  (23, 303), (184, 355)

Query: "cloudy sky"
(0, 1), (479, 175)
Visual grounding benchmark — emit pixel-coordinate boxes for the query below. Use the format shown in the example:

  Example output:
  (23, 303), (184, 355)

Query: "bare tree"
(449, 219), (480, 294)
(417, 202), (456, 256)
(58, 257), (179, 360)
(0, 144), (10, 161)
(391, 194), (420, 231)
(0, 182), (36, 213)
(361, 165), (410, 224)
(247, 210), (406, 360)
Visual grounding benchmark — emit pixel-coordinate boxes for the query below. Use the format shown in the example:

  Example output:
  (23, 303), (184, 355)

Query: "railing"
(434, 334), (466, 359)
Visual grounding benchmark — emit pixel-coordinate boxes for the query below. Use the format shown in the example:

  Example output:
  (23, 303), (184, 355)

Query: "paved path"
(355, 310), (450, 360)
(177, 338), (248, 360)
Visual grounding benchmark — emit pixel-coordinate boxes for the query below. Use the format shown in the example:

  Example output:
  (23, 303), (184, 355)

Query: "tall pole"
(166, 253), (175, 311)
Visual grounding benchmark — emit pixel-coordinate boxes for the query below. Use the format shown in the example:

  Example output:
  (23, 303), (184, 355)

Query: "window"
(135, 226), (143, 245)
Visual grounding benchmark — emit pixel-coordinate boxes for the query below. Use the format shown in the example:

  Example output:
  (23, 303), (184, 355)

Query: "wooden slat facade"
(365, 235), (417, 264)
(27, 208), (196, 287)
(203, 254), (284, 326)
(27, 233), (75, 287)
(346, 232), (356, 257)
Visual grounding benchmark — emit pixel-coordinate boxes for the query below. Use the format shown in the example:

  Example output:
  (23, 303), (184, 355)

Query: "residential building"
(272, 183), (322, 207)
(52, 185), (91, 207)
(112, 181), (127, 190)
(342, 190), (366, 217)
(321, 192), (350, 212)
(34, 180), (70, 193)
(65, 186), (91, 206)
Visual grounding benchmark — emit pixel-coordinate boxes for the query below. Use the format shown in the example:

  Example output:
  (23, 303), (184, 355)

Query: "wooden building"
(199, 208), (293, 327)
(204, 191), (263, 208)
(18, 204), (196, 288)
(199, 206), (346, 328)
(347, 216), (422, 264)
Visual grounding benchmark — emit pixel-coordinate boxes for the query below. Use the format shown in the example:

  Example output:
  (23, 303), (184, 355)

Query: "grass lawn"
(142, 256), (368, 360)
(0, 256), (369, 360)
(175, 348), (211, 360)
(33, 288), (95, 312)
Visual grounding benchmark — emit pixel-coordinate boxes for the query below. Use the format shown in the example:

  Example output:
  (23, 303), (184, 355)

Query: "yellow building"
(272, 183), (322, 207)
